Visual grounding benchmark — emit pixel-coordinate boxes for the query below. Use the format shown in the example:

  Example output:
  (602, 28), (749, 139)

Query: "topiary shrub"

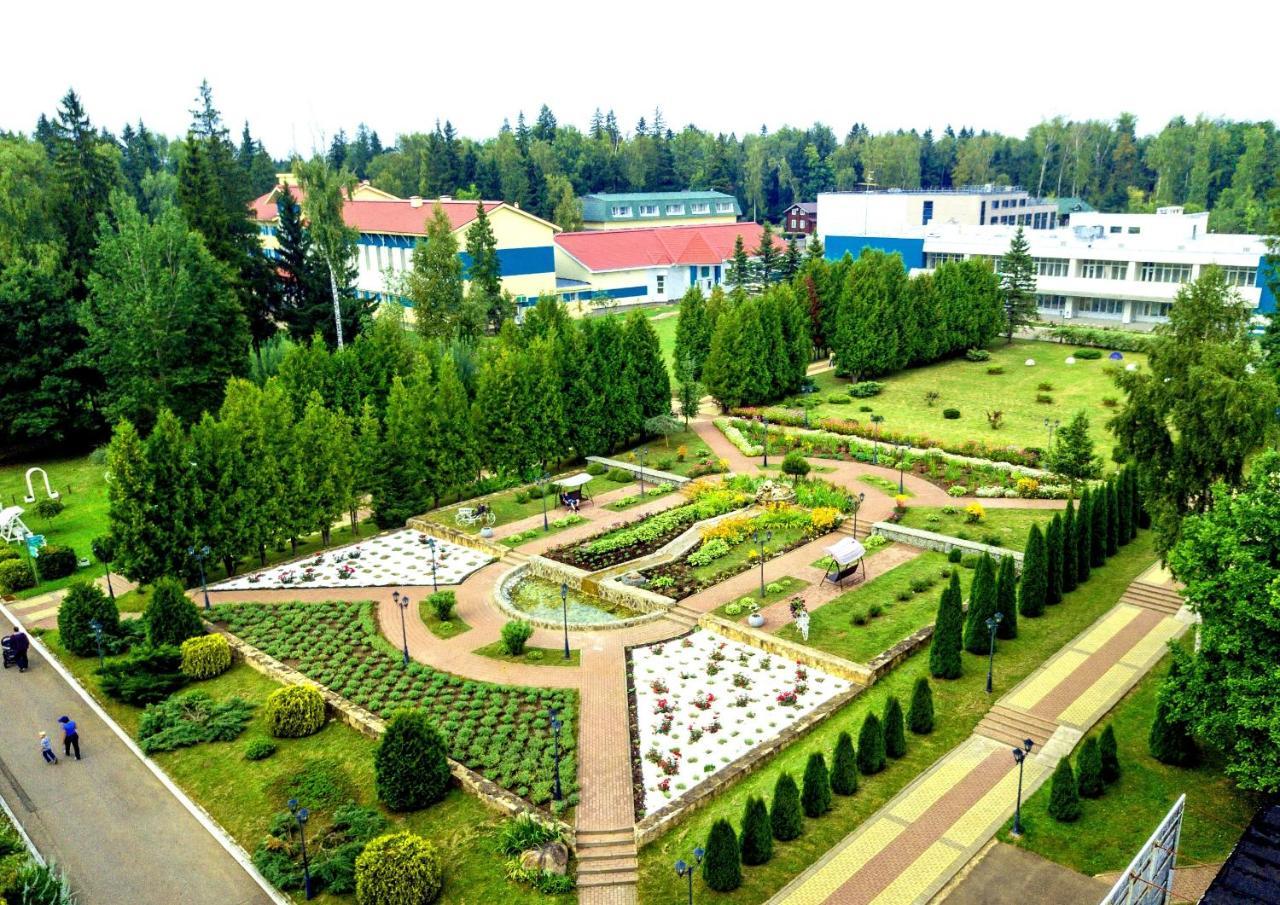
(35, 544), (76, 580)
(770, 772), (803, 841)
(1076, 736), (1104, 798)
(500, 620), (534, 656)
(801, 752), (832, 818)
(1047, 758), (1081, 822)
(0, 559), (36, 593)
(883, 697), (907, 759)
(57, 580), (121, 657)
(947, 547), (963, 564)
(355, 832), (442, 905)
(180, 633), (232, 679)
(739, 796), (773, 865)
(907, 677), (935, 734)
(702, 818), (741, 892)
(264, 684), (326, 738)
(781, 451), (811, 479)
(942, 408), (961, 420)
(427, 591), (456, 622)
(929, 573), (964, 680)
(244, 738), (277, 761)
(857, 713), (886, 775)
(1099, 724), (1120, 784)
(375, 710), (452, 811)
(1072, 348), (1103, 360)
(830, 731), (858, 796)
(848, 381), (884, 398)
(143, 576), (205, 647)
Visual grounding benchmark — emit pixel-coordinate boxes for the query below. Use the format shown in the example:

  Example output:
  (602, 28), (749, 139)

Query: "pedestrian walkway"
(0, 610), (272, 905)
(769, 571), (1190, 905)
(5, 572), (137, 632)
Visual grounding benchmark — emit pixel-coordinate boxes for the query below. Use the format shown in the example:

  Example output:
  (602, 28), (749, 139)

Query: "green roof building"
(578, 191), (740, 230)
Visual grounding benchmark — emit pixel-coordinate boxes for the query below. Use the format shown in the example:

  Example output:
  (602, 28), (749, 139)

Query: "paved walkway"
(6, 572), (137, 632)
(768, 571), (1190, 905)
(0, 613), (271, 905)
(944, 842), (1110, 905)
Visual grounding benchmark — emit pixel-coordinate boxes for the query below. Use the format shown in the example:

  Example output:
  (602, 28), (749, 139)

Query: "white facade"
(818, 186), (1058, 236)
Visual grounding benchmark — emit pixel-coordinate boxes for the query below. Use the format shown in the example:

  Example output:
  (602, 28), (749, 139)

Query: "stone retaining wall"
(525, 556), (675, 614)
(405, 518), (508, 560)
(585, 456), (689, 485)
(492, 564), (668, 632)
(698, 613), (872, 685)
(872, 522), (1023, 569)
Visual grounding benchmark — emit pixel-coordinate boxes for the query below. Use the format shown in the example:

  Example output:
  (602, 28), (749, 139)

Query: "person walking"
(9, 626), (29, 672)
(39, 732), (57, 765)
(57, 715), (80, 760)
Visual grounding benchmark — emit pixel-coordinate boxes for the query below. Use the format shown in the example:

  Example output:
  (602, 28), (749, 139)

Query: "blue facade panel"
(1258, 255), (1277, 315)
(824, 236), (925, 270)
(598, 286), (648, 300)
(458, 245), (555, 278)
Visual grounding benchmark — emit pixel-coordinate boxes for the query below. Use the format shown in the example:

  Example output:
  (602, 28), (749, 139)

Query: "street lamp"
(188, 545), (211, 611)
(88, 618), (104, 668)
(539, 471), (551, 532)
(985, 612), (1004, 693)
(853, 491), (866, 537)
(896, 444), (908, 494)
(674, 846), (706, 905)
(392, 590), (410, 666)
(560, 582), (570, 661)
(761, 415), (769, 467)
(425, 537), (438, 592)
(637, 450), (648, 496)
(1011, 738), (1035, 837)
(549, 706), (564, 801)
(1043, 418), (1060, 450)
(754, 528), (773, 599)
(870, 415), (884, 464)
(287, 798), (314, 900)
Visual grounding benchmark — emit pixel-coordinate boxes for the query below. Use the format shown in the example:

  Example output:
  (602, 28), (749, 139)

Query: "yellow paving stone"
(783, 818), (906, 904)
(1056, 662), (1138, 727)
(868, 839), (964, 905)
(1120, 618), (1182, 668)
(890, 742), (989, 823)
(944, 761), (1048, 849)
(1004, 648), (1090, 711)
(1071, 605), (1141, 654)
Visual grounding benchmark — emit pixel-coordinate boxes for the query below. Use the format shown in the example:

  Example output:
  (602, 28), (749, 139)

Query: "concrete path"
(943, 842), (1111, 905)
(6, 571), (138, 632)
(0, 628), (271, 904)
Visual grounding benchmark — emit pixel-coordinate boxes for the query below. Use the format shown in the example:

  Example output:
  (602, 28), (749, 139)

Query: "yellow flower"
(964, 502), (985, 523)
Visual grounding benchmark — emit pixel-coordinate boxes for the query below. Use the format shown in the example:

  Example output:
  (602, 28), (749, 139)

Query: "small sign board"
(25, 534), (46, 556)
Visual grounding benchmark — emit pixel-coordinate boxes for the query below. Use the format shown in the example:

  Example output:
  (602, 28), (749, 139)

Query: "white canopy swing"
(552, 473), (594, 507)
(821, 536), (866, 588)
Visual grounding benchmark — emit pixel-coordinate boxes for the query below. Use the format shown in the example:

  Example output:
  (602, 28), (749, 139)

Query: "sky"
(4, 0), (1272, 155)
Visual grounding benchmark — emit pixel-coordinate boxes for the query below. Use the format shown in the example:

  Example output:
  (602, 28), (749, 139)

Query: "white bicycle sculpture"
(454, 505), (496, 528)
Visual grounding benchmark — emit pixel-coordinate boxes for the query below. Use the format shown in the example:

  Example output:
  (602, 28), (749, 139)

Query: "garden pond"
(503, 575), (645, 626)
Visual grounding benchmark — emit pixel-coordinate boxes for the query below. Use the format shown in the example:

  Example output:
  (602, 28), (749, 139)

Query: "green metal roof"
(1054, 197), (1095, 215)
(581, 191), (740, 223)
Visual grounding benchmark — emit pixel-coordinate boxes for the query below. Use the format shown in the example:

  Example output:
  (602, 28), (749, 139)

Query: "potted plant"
(746, 601), (765, 628)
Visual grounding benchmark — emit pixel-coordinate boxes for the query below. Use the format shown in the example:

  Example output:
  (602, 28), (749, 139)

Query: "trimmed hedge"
(375, 710), (452, 812)
(264, 684), (326, 738)
(180, 633), (232, 680)
(355, 832), (443, 905)
(500, 620), (533, 656)
(35, 544), (76, 580)
(0, 559), (35, 594)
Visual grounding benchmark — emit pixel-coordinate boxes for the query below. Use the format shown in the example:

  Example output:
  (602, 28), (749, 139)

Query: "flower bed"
(214, 600), (577, 808)
(629, 630), (852, 816)
(212, 530), (493, 591)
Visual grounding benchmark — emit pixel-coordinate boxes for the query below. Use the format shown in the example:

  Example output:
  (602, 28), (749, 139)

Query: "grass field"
(897, 506), (1061, 552)
(807, 339), (1143, 458)
(710, 576), (810, 620)
(472, 640), (581, 667)
(431, 474), (628, 533)
(418, 599), (472, 640)
(636, 532), (1157, 903)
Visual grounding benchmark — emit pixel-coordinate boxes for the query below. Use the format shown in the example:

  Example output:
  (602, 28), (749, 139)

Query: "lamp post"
(896, 444), (908, 494)
(870, 415), (884, 464)
(852, 491), (866, 538)
(549, 706), (564, 801)
(674, 847), (706, 905)
(754, 528), (773, 599)
(985, 612), (1003, 693)
(1043, 417), (1060, 450)
(560, 582), (570, 661)
(188, 545), (211, 611)
(288, 798), (314, 900)
(89, 618), (104, 668)
(425, 537), (438, 592)
(539, 471), (551, 532)
(637, 450), (647, 496)
(1011, 738), (1034, 837)
(761, 415), (769, 467)
(392, 591), (410, 666)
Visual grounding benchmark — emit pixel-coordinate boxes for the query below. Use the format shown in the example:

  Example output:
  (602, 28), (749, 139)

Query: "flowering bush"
(894, 494), (909, 511)
(808, 506), (842, 536)
(964, 503), (986, 523)
(777, 690), (798, 706)
(975, 485), (1005, 498)
(1016, 477), (1040, 498)
(692, 693), (716, 711)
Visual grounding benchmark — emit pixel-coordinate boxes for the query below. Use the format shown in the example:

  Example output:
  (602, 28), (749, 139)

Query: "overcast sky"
(5, 0), (1270, 154)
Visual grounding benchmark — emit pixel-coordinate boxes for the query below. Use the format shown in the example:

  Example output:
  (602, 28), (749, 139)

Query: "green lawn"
(636, 532), (1157, 903)
(897, 506), (1060, 552)
(860, 474), (912, 497)
(998, 637), (1262, 874)
(776, 552), (973, 664)
(691, 525), (811, 585)
(711, 576), (811, 620)
(500, 515), (588, 548)
(430, 475), (627, 534)
(614, 429), (718, 477)
(649, 310), (679, 378)
(472, 640), (581, 667)
(807, 339), (1142, 458)
(418, 599), (472, 640)
(43, 634), (572, 905)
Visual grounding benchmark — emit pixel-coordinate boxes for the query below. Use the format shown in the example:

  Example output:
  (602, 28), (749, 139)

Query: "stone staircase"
(837, 520), (874, 541)
(663, 603), (701, 631)
(1121, 580), (1184, 616)
(975, 704), (1058, 751)
(575, 827), (638, 895)
(502, 549), (531, 565)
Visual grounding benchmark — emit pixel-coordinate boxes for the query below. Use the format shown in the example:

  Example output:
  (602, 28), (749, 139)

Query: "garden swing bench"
(821, 536), (866, 588)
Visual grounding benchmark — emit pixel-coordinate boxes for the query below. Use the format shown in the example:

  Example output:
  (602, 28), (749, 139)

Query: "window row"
(1138, 261), (1191, 283)
(610, 201), (736, 218)
(923, 251), (964, 268)
(1034, 257), (1069, 277)
(1080, 259), (1129, 280)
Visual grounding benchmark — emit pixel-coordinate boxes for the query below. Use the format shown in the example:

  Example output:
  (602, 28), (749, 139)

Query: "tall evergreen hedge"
(1105, 481), (1120, 556)
(1061, 501), (1078, 593)
(963, 555), (998, 655)
(857, 713), (886, 775)
(995, 553), (1018, 638)
(1047, 758), (1081, 822)
(1090, 483), (1107, 567)
(830, 732), (859, 795)
(1045, 514), (1063, 605)
(770, 773), (804, 841)
(929, 573), (964, 679)
(907, 677), (934, 734)
(801, 753), (832, 818)
(1019, 525), (1047, 618)
(883, 697), (907, 759)
(1076, 490), (1092, 584)
(739, 796), (773, 866)
(702, 819), (742, 892)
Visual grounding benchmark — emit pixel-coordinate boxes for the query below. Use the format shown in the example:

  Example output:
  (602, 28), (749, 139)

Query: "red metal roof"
(250, 185), (501, 236)
(554, 222), (782, 272)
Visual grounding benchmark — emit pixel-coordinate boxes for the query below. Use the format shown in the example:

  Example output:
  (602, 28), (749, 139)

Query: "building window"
(638, 204), (658, 216)
(700, 266), (710, 278)
(922, 200), (934, 225)
(1136, 300), (1172, 319)
(655, 275), (665, 296)
(924, 251), (964, 268)
(691, 203), (710, 214)
(1109, 225), (1122, 233)
(1037, 294), (1066, 311)
(1034, 257), (1069, 277)
(1018, 198), (1026, 207)
(1077, 297), (1125, 316)
(1139, 262), (1192, 283)
(714, 202), (734, 213)
(790, 218), (799, 229)
(1080, 259), (1128, 280)
(1128, 226), (1140, 234)
(1217, 265), (1257, 287)
(610, 205), (632, 217)
(665, 204), (684, 215)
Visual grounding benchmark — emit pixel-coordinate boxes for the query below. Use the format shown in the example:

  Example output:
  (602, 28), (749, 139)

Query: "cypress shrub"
(1061, 501), (1078, 593)
(739, 797), (773, 865)
(1105, 482), (1120, 556)
(1019, 526), (1047, 618)
(1090, 484), (1107, 567)
(375, 710), (452, 811)
(1116, 471), (1132, 545)
(1149, 695), (1198, 767)
(856, 712), (886, 775)
(703, 819), (742, 891)
(929, 574), (964, 679)
(883, 697), (907, 758)
(770, 773), (803, 841)
(801, 753), (832, 818)
(58, 580), (121, 657)
(963, 555), (997, 654)
(1047, 758), (1081, 822)
(1045, 514), (1063, 605)
(1076, 490), (1092, 584)
(995, 554), (1018, 638)
(1076, 736), (1104, 798)
(355, 832), (442, 905)
(143, 576), (205, 647)
(1099, 724), (1120, 784)
(907, 677), (934, 734)
(264, 684), (326, 738)
(179, 633), (232, 679)
(830, 732), (859, 795)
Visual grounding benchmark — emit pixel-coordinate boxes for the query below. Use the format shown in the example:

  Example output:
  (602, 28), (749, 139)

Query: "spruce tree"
(999, 227), (1037, 342)
(1099, 724), (1120, 784)
(1046, 410), (1102, 486)
(464, 202), (504, 331)
(883, 696), (907, 758)
(857, 712), (886, 775)
(801, 752), (833, 818)
(375, 710), (451, 810)
(1019, 525), (1048, 618)
(1061, 500), (1078, 593)
(726, 235), (753, 291)
(739, 797), (773, 866)
(702, 819), (742, 892)
(1076, 489), (1093, 584)
(770, 773), (804, 841)
(995, 554), (1018, 639)
(1076, 736), (1104, 798)
(755, 223), (781, 286)
(929, 574), (964, 679)
(963, 554), (998, 655)
(907, 677), (935, 734)
(1105, 481), (1120, 557)
(1045, 514), (1064, 605)
(830, 732), (859, 795)
(406, 202), (464, 341)
(142, 577), (205, 648)
(1149, 695), (1199, 767)
(1091, 482), (1108, 567)
(1047, 757), (1082, 822)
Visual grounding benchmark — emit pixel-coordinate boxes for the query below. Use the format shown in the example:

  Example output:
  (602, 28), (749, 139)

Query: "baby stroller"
(1, 637), (15, 670)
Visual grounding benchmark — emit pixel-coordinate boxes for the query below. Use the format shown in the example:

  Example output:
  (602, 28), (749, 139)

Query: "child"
(39, 732), (57, 764)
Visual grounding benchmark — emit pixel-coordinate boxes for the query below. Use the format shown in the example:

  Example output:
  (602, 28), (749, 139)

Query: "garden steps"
(974, 704), (1058, 750)
(836, 521), (873, 540)
(1121, 581), (1183, 616)
(574, 828), (641, 889)
(665, 603), (701, 628)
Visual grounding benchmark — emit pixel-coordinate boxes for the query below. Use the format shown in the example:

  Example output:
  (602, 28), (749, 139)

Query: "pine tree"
(1105, 480), (1120, 557)
(770, 773), (804, 841)
(1047, 410), (1102, 487)
(857, 712), (886, 775)
(907, 677), (935, 734)
(702, 819), (742, 892)
(739, 797), (773, 866)
(142, 577), (204, 647)
(1076, 489), (1093, 584)
(464, 202), (504, 331)
(1091, 482), (1107, 567)
(1076, 736), (1104, 798)
(407, 202), (464, 341)
(883, 697), (907, 758)
(275, 185), (335, 344)
(726, 235), (753, 291)
(755, 223), (781, 286)
(782, 236), (802, 280)
(375, 710), (451, 810)
(1019, 525), (1048, 618)
(1045, 514), (1064, 605)
(995, 554), (1019, 638)
(830, 732), (859, 795)
(1099, 724), (1120, 784)
(929, 573), (964, 679)
(964, 555), (998, 654)
(801, 752), (832, 817)
(1061, 500), (1079, 592)
(1047, 757), (1082, 822)
(999, 227), (1037, 342)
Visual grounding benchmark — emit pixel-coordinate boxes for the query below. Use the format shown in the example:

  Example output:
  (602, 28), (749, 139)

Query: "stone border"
(492, 564), (667, 632)
(698, 613), (872, 684)
(586, 455), (689, 485)
(525, 555), (676, 614)
(405, 518), (508, 560)
(872, 522), (1023, 568)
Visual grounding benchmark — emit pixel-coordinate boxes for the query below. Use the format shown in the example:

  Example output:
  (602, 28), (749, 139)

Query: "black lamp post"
(985, 612), (1003, 693)
(188, 544), (211, 610)
(761, 415), (769, 467)
(870, 415), (884, 464)
(637, 450), (647, 496)
(1011, 738), (1034, 837)
(425, 537), (438, 592)
(287, 798), (314, 900)
(89, 618), (104, 668)
(540, 471), (551, 532)
(853, 491), (865, 537)
(754, 528), (773, 599)
(549, 706), (564, 801)
(896, 444), (908, 494)
(392, 590), (410, 666)
(560, 582), (570, 661)
(674, 846), (706, 905)
(1043, 417), (1060, 450)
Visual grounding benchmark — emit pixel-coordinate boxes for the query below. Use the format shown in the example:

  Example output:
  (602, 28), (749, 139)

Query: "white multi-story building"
(818, 195), (1277, 327)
